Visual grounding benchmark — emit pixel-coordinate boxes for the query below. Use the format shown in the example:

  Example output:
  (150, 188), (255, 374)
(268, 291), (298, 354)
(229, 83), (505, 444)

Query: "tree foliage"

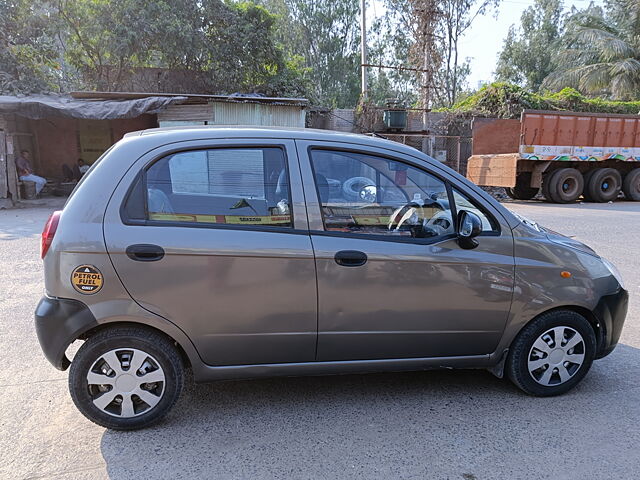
(446, 82), (640, 118)
(0, 0), (310, 97)
(543, 0), (640, 100)
(0, 0), (61, 93)
(258, 0), (361, 108)
(369, 0), (498, 109)
(495, 0), (564, 91)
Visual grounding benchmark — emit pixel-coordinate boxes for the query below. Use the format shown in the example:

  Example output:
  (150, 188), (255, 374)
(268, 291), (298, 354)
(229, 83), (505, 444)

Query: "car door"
(103, 139), (317, 366)
(296, 140), (515, 361)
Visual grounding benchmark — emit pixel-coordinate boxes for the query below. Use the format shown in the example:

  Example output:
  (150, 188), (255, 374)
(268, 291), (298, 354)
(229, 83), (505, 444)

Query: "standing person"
(15, 150), (47, 195)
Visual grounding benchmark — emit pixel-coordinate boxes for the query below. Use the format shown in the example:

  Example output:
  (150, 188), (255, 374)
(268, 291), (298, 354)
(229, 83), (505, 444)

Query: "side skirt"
(191, 354), (494, 382)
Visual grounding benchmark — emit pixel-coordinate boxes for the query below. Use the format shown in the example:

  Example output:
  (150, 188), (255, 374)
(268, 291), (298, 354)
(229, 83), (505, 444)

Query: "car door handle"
(334, 250), (367, 267)
(126, 244), (165, 262)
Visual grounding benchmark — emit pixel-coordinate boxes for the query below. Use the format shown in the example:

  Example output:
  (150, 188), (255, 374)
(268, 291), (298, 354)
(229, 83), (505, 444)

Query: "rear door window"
(136, 147), (292, 228)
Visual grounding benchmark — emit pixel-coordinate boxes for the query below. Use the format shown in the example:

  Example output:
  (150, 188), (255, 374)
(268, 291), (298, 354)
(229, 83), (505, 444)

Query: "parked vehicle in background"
(35, 127), (627, 430)
(467, 110), (640, 203)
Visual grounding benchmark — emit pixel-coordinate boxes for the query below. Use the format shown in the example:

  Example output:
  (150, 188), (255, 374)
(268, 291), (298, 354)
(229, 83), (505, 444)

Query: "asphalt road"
(1, 199), (639, 480)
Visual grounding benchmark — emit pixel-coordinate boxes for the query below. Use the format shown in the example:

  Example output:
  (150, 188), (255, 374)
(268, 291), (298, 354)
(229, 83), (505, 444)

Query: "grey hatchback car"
(35, 127), (628, 430)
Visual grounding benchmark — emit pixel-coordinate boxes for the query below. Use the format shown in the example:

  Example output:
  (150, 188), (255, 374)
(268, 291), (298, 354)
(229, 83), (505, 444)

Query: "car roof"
(126, 125), (420, 156)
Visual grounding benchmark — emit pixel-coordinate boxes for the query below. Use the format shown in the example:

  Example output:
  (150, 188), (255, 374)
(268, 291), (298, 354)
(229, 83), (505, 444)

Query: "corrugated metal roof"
(210, 102), (305, 128)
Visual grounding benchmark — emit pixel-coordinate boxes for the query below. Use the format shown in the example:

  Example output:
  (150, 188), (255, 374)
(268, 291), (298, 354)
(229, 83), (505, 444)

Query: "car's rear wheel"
(506, 310), (596, 396)
(69, 326), (184, 430)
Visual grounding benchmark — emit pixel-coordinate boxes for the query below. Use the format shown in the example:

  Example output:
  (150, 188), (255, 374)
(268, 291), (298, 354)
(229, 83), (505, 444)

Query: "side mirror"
(457, 210), (482, 249)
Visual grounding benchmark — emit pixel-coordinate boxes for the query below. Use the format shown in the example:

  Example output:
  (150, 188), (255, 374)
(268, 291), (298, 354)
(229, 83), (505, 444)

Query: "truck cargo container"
(466, 110), (640, 203)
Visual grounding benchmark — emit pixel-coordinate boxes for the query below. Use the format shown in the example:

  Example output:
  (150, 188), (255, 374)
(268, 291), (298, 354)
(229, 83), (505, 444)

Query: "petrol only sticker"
(71, 265), (104, 294)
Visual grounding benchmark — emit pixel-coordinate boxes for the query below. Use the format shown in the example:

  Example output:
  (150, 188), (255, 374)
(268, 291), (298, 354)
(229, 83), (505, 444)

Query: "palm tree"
(543, 1), (640, 100)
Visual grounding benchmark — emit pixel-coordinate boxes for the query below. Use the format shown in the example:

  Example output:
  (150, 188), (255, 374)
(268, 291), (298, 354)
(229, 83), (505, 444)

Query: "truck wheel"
(541, 170), (560, 202)
(547, 168), (583, 203)
(585, 168), (622, 202)
(623, 169), (640, 201)
(581, 170), (595, 201)
(504, 187), (517, 199)
(506, 310), (596, 396)
(509, 173), (539, 200)
(69, 326), (184, 430)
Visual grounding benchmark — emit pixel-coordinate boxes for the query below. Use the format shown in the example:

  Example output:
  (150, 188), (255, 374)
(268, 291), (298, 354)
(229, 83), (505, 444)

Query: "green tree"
(368, 0), (498, 109)
(543, 0), (640, 100)
(495, 0), (564, 91)
(0, 0), (308, 96)
(258, 0), (361, 107)
(0, 0), (60, 94)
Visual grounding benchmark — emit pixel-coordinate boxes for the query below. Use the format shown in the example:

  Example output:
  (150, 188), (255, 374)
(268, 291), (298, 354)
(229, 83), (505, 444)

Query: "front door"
(104, 139), (317, 366)
(297, 142), (515, 361)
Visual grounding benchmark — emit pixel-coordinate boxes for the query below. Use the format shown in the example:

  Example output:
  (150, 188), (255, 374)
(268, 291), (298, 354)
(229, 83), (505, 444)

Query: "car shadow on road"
(99, 344), (640, 479)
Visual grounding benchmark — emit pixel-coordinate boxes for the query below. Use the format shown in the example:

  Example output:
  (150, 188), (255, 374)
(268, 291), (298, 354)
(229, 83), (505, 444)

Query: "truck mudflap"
(34, 296), (98, 370)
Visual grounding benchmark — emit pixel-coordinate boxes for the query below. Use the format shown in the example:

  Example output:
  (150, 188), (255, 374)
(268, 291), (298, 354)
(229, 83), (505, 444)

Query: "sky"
(369, 0), (604, 90)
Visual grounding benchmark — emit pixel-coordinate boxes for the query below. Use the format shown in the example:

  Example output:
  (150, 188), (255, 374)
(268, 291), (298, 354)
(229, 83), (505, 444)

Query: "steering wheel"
(387, 202), (421, 231)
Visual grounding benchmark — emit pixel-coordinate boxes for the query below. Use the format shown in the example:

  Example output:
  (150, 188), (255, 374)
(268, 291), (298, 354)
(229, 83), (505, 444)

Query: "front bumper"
(34, 296), (98, 370)
(594, 288), (629, 359)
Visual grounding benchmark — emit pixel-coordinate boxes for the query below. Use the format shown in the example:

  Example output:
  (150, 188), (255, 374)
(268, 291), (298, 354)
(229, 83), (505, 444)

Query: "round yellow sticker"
(71, 265), (104, 294)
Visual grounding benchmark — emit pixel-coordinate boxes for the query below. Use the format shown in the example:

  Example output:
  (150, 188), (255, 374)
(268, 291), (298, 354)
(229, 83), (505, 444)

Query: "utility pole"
(360, 0), (368, 101)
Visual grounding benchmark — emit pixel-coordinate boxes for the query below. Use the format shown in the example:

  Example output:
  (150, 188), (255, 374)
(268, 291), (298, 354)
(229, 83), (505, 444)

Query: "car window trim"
(305, 145), (501, 243)
(120, 143), (299, 232)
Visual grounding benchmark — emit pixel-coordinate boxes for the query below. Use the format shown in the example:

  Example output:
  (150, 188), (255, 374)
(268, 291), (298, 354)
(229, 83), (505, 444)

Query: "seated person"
(78, 158), (90, 175)
(15, 150), (46, 195)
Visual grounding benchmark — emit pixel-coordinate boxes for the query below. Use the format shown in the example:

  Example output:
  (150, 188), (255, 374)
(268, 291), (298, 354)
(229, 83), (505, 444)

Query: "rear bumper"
(34, 296), (98, 370)
(594, 288), (629, 359)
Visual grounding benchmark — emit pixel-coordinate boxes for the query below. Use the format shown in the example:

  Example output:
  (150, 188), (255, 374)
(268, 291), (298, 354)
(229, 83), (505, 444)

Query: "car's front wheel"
(506, 310), (596, 396)
(69, 326), (184, 430)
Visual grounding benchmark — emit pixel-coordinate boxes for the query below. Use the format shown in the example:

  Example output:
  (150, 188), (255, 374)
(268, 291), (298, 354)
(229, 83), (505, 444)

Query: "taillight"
(41, 210), (62, 259)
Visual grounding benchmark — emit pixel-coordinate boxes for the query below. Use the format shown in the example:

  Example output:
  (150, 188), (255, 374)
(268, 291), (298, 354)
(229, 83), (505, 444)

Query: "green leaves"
(495, 0), (564, 92)
(541, 0), (640, 100)
(447, 82), (640, 118)
(1, 0), (309, 97)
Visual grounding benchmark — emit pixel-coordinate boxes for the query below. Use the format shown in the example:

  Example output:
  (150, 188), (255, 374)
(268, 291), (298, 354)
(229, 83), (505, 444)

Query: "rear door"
(297, 141), (515, 361)
(103, 138), (317, 366)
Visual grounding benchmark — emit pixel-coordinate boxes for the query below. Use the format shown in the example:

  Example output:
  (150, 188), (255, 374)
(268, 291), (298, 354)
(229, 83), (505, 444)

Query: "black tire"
(69, 326), (184, 430)
(622, 168), (640, 201)
(508, 174), (539, 200)
(546, 168), (584, 203)
(585, 167), (622, 202)
(506, 310), (596, 397)
(581, 170), (595, 201)
(541, 170), (561, 203)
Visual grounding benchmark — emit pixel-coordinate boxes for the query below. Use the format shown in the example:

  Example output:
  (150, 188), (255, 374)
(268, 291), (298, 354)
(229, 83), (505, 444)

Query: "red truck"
(466, 110), (640, 203)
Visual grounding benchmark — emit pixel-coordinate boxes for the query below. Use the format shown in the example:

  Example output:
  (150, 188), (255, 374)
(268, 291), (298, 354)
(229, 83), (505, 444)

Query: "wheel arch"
(490, 304), (603, 378)
(76, 321), (193, 370)
(512, 305), (603, 353)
